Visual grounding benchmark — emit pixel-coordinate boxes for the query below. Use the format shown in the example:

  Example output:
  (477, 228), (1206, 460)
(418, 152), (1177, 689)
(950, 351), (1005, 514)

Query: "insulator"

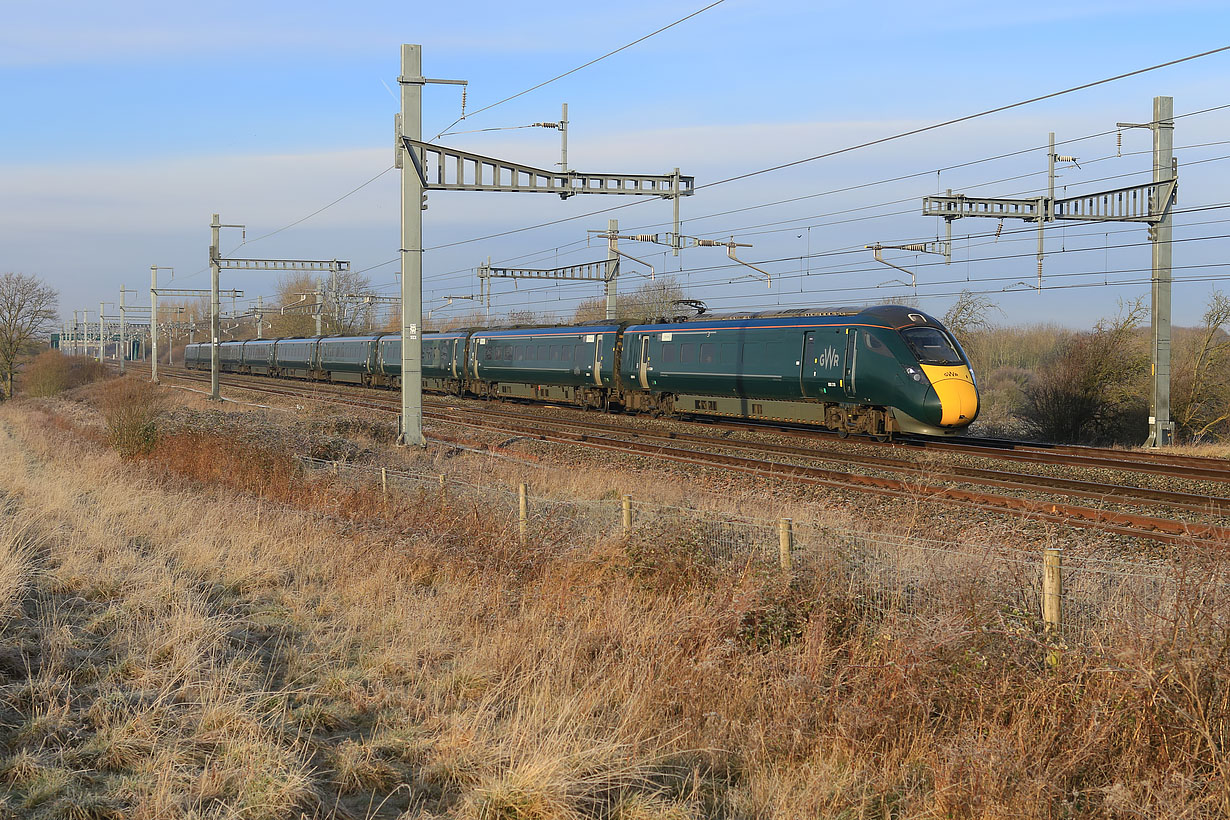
(994, 220), (1004, 239)
(1116, 130), (1122, 157)
(629, 234), (658, 242)
(693, 239), (723, 247)
(460, 87), (467, 117)
(901, 243), (927, 252)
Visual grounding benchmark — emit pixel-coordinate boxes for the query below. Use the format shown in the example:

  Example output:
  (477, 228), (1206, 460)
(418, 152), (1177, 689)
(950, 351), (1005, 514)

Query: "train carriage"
(373, 332), (468, 392)
(620, 306), (977, 436)
(273, 338), (318, 379)
(242, 340), (276, 375)
(318, 336), (378, 385)
(468, 325), (620, 408)
(218, 340), (243, 373)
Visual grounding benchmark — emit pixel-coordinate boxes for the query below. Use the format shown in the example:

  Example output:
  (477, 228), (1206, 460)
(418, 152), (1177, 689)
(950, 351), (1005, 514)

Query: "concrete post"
(605, 219), (619, 321)
(118, 289), (126, 374)
(150, 266), (159, 384)
(210, 214), (221, 401)
(1147, 96), (1175, 447)
(398, 43), (426, 447)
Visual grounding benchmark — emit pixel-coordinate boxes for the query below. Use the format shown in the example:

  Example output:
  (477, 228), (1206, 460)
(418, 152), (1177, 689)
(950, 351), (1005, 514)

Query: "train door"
(638, 335), (650, 389)
(800, 332), (820, 398)
(450, 338), (459, 378)
(591, 334), (602, 386)
(843, 329), (857, 398)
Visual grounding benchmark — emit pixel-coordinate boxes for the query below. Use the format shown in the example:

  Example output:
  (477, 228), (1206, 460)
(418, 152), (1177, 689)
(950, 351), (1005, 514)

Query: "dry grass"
(0, 392), (1228, 818)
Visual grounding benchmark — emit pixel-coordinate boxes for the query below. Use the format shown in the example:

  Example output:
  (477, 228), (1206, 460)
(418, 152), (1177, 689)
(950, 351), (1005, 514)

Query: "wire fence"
(301, 456), (1230, 650)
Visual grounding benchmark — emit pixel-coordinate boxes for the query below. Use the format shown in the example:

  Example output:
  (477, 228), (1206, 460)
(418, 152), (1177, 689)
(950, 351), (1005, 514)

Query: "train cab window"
(661, 344), (677, 363)
(901, 327), (964, 365)
(699, 343), (716, 364)
(679, 343), (696, 363)
(863, 332), (894, 358)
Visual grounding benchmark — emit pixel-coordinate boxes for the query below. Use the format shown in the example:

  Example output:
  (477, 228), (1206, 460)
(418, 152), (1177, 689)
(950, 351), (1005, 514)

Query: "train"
(183, 304), (979, 438)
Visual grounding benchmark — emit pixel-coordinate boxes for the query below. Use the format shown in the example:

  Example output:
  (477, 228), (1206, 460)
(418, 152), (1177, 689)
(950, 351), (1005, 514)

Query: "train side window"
(574, 344), (589, 364)
(550, 346), (560, 361)
(537, 344), (547, 360)
(699, 343), (716, 364)
(742, 341), (763, 365)
(525, 344), (535, 361)
(719, 342), (736, 364)
(661, 344), (677, 363)
(515, 345), (524, 360)
(562, 346), (573, 362)
(483, 344), (491, 360)
(680, 343), (696, 363)
(505, 346), (514, 361)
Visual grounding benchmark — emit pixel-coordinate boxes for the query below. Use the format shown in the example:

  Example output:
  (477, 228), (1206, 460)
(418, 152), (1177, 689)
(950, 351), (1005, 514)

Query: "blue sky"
(3, 0), (1230, 329)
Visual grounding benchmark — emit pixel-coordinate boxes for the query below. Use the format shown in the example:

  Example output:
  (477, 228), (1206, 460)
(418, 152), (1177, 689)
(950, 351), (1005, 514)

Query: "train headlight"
(905, 366), (923, 382)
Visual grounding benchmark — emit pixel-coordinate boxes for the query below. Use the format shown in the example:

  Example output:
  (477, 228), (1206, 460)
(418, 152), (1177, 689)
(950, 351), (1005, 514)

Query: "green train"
(185, 304), (979, 438)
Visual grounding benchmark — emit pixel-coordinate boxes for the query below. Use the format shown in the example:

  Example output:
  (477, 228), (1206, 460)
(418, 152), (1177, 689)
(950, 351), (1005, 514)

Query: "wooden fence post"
(518, 483), (528, 543)
(778, 518), (794, 571)
(439, 473), (446, 506)
(380, 467), (387, 496)
(1043, 547), (1063, 665)
(621, 495), (632, 537)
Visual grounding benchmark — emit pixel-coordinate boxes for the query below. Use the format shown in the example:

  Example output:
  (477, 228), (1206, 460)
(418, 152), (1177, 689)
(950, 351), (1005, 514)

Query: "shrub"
(20, 351), (104, 397)
(96, 378), (167, 458)
(1018, 301), (1149, 444)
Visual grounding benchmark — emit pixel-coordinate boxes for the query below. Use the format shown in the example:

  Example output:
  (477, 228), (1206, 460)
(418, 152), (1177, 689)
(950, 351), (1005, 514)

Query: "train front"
(869, 307), (980, 435)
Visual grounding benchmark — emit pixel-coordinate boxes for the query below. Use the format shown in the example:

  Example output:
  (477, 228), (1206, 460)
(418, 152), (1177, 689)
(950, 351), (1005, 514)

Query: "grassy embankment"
(0, 379), (1228, 818)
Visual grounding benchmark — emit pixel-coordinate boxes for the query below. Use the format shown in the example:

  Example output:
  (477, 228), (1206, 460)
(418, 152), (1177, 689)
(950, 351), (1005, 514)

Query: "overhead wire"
(427, 0), (728, 141)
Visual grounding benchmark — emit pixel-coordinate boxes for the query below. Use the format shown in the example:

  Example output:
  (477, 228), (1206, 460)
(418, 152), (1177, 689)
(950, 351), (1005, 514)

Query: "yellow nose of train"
(921, 365), (979, 427)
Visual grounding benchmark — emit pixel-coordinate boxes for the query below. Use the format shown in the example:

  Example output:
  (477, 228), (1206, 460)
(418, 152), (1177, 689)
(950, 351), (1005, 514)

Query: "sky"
(3, 0), (1230, 331)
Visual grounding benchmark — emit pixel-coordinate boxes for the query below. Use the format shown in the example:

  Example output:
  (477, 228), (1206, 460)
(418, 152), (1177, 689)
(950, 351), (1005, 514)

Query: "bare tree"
(943, 289), (1002, 337)
(271, 272), (322, 337)
(0, 273), (59, 399)
(1172, 290), (1230, 441)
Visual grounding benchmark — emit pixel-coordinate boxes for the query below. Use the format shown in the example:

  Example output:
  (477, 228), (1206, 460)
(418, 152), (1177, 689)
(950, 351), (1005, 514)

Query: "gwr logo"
(816, 346), (840, 369)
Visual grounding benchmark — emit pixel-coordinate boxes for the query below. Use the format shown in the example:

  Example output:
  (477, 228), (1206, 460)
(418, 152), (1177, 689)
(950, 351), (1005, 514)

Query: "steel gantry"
(207, 213), (349, 401)
(150, 261), (241, 385)
(396, 43), (694, 446)
(920, 96), (1178, 447)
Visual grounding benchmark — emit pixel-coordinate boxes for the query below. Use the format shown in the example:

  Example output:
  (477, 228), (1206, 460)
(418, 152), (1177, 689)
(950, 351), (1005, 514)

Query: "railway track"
(119, 363), (1230, 548)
